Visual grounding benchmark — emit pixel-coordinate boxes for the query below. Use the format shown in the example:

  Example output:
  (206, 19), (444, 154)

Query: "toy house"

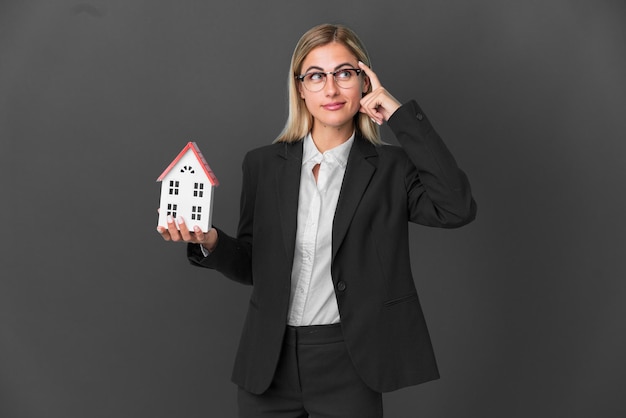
(157, 142), (219, 233)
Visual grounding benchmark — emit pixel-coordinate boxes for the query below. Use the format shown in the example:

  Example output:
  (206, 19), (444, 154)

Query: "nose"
(323, 73), (339, 95)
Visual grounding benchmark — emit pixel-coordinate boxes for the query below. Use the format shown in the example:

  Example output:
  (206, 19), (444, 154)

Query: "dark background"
(2, 1), (625, 417)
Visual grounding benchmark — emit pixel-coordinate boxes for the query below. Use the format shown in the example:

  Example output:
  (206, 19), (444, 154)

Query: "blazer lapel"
(332, 136), (378, 261)
(276, 141), (303, 266)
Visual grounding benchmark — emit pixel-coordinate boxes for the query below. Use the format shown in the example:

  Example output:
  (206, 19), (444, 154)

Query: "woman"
(158, 23), (476, 418)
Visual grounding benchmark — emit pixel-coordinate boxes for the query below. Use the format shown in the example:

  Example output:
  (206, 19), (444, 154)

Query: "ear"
(362, 74), (371, 94)
(298, 84), (306, 99)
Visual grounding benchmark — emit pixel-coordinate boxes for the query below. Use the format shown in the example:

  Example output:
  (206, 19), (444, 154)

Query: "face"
(298, 42), (369, 135)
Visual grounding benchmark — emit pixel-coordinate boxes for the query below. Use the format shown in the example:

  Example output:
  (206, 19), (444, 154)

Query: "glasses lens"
(303, 72), (325, 92)
(334, 69), (356, 87)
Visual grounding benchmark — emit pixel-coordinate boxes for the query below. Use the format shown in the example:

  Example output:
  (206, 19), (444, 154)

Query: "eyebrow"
(302, 62), (356, 74)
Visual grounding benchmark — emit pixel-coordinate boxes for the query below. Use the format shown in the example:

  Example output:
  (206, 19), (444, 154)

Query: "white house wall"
(157, 151), (214, 232)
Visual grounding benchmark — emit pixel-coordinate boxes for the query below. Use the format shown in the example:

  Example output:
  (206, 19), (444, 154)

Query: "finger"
(166, 214), (182, 241)
(193, 225), (208, 243)
(359, 92), (384, 124)
(358, 61), (381, 91)
(359, 104), (383, 125)
(176, 216), (193, 241)
(157, 226), (171, 241)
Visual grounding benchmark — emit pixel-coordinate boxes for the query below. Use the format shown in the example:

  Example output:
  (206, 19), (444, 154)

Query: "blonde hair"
(275, 24), (381, 144)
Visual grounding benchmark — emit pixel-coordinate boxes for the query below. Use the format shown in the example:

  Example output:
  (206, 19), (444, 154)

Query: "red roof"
(156, 142), (219, 186)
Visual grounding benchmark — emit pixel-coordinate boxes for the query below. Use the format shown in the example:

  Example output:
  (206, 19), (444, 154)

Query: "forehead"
(301, 42), (358, 70)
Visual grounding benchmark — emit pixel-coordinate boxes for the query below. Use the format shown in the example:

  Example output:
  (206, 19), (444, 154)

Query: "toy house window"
(181, 165), (195, 174)
(191, 206), (202, 221)
(193, 182), (204, 197)
(169, 180), (179, 195)
(167, 203), (178, 218)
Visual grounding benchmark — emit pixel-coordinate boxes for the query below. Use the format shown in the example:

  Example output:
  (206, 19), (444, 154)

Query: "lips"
(322, 102), (345, 111)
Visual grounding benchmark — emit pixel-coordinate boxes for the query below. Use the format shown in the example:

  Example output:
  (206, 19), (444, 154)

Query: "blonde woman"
(158, 23), (476, 418)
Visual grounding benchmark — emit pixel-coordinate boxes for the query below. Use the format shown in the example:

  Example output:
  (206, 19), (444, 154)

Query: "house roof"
(156, 141), (219, 186)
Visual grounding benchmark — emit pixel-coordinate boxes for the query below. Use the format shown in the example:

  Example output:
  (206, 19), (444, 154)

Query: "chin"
(318, 115), (355, 129)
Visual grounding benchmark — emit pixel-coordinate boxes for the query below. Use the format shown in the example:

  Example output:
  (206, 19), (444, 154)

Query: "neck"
(310, 123), (354, 153)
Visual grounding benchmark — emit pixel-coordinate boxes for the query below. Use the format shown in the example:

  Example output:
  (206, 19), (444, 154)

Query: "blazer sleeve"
(187, 151), (257, 285)
(388, 100), (477, 228)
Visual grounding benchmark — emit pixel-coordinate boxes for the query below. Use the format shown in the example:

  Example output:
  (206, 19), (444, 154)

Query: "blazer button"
(337, 281), (347, 292)
(416, 113), (424, 121)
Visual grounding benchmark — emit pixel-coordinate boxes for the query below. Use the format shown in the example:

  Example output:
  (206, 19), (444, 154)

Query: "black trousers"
(238, 324), (383, 418)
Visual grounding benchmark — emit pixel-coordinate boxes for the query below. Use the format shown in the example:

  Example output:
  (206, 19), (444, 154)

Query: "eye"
(335, 69), (353, 79)
(306, 72), (325, 83)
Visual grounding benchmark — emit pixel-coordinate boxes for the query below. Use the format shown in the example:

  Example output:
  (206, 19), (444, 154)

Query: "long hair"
(275, 24), (381, 144)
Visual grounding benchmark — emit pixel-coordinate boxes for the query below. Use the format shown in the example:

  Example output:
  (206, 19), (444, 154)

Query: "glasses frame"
(296, 68), (363, 92)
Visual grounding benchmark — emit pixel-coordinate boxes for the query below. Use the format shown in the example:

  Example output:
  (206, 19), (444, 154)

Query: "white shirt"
(287, 132), (354, 326)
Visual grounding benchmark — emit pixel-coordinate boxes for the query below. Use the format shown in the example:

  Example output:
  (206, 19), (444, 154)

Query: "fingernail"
(167, 215), (173, 223)
(177, 215), (185, 224)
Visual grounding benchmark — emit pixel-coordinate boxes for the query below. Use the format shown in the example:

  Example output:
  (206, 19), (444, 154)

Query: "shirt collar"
(302, 132), (355, 169)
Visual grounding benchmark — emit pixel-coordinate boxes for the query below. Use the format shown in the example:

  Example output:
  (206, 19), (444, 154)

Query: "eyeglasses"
(296, 68), (362, 92)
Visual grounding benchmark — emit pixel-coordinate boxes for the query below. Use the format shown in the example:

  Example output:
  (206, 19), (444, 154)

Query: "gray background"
(1, 0), (625, 417)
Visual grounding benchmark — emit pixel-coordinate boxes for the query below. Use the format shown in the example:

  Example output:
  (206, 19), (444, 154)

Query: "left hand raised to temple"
(358, 61), (402, 126)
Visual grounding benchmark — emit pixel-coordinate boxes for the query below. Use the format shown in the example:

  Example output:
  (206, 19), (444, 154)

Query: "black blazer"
(188, 100), (477, 394)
